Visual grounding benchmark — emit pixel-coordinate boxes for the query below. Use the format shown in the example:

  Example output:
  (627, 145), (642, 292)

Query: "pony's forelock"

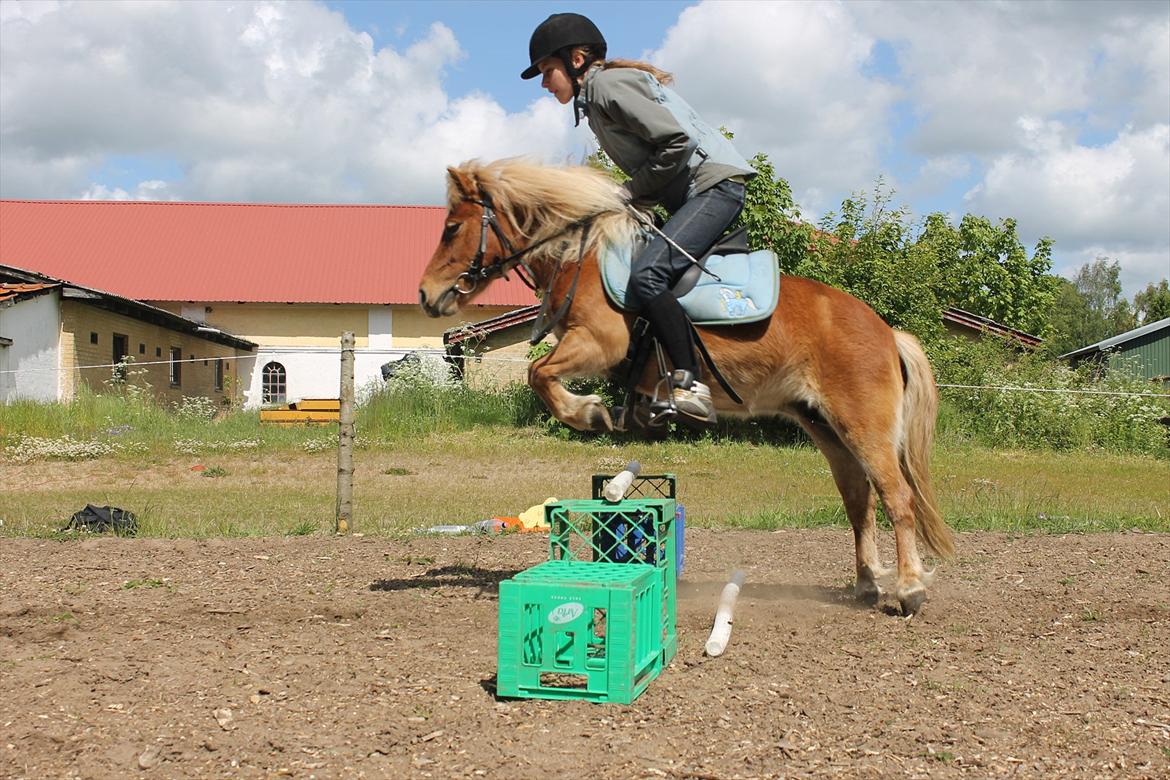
(447, 158), (637, 263)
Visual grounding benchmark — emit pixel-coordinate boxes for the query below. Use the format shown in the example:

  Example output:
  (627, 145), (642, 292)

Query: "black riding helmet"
(521, 13), (607, 126)
(520, 13), (607, 80)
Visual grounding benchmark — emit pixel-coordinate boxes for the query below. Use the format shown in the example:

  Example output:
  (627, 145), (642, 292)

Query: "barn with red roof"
(0, 199), (536, 406)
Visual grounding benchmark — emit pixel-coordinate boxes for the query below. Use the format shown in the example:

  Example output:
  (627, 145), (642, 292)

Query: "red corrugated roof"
(0, 200), (536, 307)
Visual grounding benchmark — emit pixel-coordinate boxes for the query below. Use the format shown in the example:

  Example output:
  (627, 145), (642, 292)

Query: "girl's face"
(537, 50), (586, 105)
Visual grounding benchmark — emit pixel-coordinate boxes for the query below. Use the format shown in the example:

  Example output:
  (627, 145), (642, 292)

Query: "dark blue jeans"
(625, 179), (746, 311)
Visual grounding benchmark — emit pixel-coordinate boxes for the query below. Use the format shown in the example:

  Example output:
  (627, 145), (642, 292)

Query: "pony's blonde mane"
(448, 158), (637, 264)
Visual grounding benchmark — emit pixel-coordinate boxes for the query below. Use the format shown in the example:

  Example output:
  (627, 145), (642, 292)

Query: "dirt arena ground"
(2, 529), (1167, 779)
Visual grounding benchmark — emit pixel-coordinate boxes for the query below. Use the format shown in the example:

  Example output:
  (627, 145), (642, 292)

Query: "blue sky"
(1, 0), (1167, 295)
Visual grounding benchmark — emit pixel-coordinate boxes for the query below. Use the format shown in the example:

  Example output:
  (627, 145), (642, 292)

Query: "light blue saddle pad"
(600, 236), (779, 325)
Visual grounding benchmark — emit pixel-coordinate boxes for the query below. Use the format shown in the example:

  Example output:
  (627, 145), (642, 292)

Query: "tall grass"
(0, 385), (328, 460)
(931, 337), (1170, 456)
(356, 369), (544, 439)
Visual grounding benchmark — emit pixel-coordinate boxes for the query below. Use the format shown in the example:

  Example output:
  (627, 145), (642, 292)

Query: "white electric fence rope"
(704, 569), (746, 657)
(936, 383), (1168, 399)
(3, 354), (1168, 400)
(0, 349), (533, 375)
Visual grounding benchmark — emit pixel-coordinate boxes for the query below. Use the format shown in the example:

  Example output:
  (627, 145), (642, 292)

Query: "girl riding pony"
(522, 12), (757, 425)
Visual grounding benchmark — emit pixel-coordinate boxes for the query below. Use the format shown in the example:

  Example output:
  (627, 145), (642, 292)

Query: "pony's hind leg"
(812, 398), (931, 615)
(862, 448), (931, 615)
(798, 414), (890, 604)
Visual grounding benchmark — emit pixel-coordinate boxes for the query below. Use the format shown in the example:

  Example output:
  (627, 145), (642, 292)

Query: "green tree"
(584, 148), (628, 184)
(916, 213), (1056, 335)
(733, 151), (812, 273)
(1043, 277), (1096, 356)
(1043, 258), (1140, 355)
(1077, 257), (1135, 332)
(808, 182), (943, 340)
(1133, 279), (1170, 325)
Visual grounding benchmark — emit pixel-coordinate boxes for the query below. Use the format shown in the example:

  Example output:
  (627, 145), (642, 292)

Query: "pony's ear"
(447, 167), (477, 201)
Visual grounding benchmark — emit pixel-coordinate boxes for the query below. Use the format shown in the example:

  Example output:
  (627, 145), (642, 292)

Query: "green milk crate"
(497, 560), (664, 704)
(545, 498), (677, 664)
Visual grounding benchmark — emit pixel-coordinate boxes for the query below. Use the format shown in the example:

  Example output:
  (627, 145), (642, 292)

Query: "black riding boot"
(642, 292), (715, 425)
(642, 291), (696, 373)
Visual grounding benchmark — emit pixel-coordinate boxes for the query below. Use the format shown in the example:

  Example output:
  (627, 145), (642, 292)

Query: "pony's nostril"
(419, 290), (427, 307)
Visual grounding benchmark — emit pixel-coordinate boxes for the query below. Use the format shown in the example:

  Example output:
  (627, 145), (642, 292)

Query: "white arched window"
(262, 362), (287, 404)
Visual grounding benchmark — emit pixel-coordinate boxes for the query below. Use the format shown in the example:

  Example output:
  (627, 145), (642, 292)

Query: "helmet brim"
(520, 62), (542, 80)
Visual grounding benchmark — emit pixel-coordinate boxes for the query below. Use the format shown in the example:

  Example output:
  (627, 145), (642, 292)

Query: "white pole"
(602, 460), (641, 502)
(704, 569), (746, 657)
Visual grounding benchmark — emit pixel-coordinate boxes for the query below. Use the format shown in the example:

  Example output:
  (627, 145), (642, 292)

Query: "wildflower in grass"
(4, 435), (124, 463)
(302, 439), (333, 453)
(174, 396), (218, 422)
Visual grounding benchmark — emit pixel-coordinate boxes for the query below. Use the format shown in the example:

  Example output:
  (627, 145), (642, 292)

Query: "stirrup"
(610, 395), (674, 432)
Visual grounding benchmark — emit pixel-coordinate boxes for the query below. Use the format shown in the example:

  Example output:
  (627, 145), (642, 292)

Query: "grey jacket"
(577, 64), (756, 213)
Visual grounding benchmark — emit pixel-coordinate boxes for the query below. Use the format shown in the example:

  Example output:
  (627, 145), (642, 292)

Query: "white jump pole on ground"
(704, 569), (746, 657)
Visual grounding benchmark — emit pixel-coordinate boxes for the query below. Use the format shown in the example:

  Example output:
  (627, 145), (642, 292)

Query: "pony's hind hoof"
(898, 587), (928, 616)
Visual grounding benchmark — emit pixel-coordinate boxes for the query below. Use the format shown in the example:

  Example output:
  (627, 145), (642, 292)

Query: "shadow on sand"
(369, 565), (521, 597)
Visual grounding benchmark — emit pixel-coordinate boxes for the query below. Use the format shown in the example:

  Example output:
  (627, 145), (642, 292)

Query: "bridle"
(448, 190), (538, 296)
(443, 188), (606, 343)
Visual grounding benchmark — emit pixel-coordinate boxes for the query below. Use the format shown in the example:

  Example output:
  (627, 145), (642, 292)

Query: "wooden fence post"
(335, 331), (355, 534)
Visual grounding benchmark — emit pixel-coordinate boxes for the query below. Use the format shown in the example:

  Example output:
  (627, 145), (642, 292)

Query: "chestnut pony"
(419, 159), (954, 614)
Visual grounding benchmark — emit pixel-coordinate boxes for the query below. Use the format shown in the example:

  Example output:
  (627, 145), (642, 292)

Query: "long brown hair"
(575, 45), (674, 85)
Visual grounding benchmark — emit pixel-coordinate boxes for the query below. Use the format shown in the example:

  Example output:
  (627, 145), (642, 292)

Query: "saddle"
(602, 227), (780, 431)
(599, 227), (780, 325)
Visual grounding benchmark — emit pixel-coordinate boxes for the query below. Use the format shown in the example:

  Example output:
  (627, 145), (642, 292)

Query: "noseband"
(445, 188), (608, 344)
(449, 191), (537, 296)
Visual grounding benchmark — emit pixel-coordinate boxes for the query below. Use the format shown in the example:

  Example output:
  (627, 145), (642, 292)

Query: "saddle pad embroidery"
(600, 237), (780, 326)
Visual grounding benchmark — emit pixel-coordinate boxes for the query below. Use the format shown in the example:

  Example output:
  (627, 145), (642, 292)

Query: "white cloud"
(648, 0), (898, 218)
(964, 120), (1169, 254)
(0, 0), (572, 204)
(851, 1), (1170, 157)
(81, 180), (177, 201)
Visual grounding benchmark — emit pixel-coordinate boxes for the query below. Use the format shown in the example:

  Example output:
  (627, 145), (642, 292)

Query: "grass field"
(2, 428), (1166, 538)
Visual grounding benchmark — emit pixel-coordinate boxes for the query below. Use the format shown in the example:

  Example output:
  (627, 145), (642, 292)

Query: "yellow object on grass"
(517, 497), (557, 532)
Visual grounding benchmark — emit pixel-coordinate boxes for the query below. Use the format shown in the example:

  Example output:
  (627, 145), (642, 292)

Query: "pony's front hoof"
(898, 586), (928, 616)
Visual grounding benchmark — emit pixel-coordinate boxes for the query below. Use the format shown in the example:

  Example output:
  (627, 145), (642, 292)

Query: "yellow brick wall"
(190, 303), (370, 347)
(61, 301), (246, 406)
(392, 304), (517, 348)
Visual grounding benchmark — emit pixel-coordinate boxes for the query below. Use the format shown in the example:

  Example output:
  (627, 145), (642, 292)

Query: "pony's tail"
(894, 330), (955, 560)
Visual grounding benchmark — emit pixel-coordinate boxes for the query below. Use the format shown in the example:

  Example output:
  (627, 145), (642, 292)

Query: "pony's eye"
(442, 223), (460, 242)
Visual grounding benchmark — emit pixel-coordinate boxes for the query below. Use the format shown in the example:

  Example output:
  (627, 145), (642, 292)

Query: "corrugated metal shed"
(942, 307), (1042, 348)
(0, 199), (535, 307)
(1061, 317), (1170, 384)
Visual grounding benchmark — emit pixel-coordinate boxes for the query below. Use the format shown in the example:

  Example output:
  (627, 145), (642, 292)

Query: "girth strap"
(689, 322), (743, 405)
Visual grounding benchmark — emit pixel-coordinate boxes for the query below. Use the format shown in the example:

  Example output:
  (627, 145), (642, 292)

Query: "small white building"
(1, 267), (255, 405)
